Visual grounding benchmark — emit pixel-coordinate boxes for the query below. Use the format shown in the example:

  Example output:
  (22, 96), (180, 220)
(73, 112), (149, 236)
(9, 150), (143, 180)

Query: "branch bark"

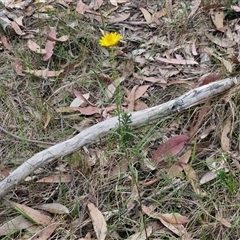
(0, 76), (239, 198)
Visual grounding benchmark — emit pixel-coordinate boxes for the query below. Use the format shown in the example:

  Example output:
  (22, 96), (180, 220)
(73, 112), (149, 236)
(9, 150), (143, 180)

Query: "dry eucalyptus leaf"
(27, 40), (46, 54)
(221, 117), (231, 152)
(35, 203), (69, 214)
(139, 7), (152, 24)
(88, 203), (107, 240)
(9, 201), (52, 225)
(30, 223), (57, 240)
(0, 216), (33, 236)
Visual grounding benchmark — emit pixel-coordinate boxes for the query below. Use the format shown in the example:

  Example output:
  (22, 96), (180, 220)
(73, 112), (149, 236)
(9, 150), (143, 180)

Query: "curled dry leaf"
(88, 203), (107, 240)
(73, 89), (95, 106)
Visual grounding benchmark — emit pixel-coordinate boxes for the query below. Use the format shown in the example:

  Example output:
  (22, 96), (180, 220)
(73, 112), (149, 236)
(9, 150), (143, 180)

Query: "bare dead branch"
(0, 76), (239, 198)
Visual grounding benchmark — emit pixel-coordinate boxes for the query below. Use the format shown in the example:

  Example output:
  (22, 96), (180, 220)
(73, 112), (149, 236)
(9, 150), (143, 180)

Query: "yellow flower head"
(99, 32), (121, 48)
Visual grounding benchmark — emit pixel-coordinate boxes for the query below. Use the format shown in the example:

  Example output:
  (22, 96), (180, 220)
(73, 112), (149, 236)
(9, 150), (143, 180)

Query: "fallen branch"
(0, 76), (239, 198)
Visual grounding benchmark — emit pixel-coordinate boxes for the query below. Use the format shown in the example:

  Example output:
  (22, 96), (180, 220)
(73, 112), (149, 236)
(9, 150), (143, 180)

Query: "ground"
(0, 0), (240, 239)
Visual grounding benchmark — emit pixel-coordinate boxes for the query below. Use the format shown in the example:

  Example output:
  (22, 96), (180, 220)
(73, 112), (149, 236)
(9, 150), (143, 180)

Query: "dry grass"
(1, 0), (240, 239)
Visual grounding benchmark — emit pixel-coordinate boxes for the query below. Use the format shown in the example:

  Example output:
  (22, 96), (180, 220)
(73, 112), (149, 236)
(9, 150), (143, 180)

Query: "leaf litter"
(1, 0), (240, 239)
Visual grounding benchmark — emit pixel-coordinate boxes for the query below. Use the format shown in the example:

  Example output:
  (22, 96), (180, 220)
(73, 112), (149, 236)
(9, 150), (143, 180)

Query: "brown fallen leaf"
(1, 35), (12, 51)
(105, 76), (125, 98)
(216, 215), (232, 228)
(14, 59), (25, 76)
(141, 205), (190, 237)
(107, 13), (130, 23)
(30, 223), (57, 240)
(133, 73), (167, 84)
(73, 89), (95, 107)
(134, 85), (150, 100)
(221, 117), (231, 152)
(189, 100), (210, 137)
(205, 33), (236, 48)
(75, 106), (101, 115)
(25, 69), (63, 78)
(134, 100), (148, 111)
(8, 201), (52, 225)
(180, 162), (201, 195)
(155, 57), (198, 65)
(126, 85), (138, 112)
(35, 203), (69, 214)
(0, 164), (10, 177)
(200, 171), (217, 185)
(10, 21), (23, 35)
(231, 5), (240, 12)
(110, 0), (118, 6)
(37, 173), (72, 183)
(139, 7), (152, 24)
(0, 215), (34, 236)
(197, 74), (221, 87)
(88, 203), (107, 240)
(43, 27), (56, 61)
(211, 9), (224, 30)
(161, 213), (189, 225)
(154, 8), (167, 24)
(168, 149), (192, 178)
(152, 135), (190, 163)
(76, 0), (91, 14)
(27, 40), (46, 54)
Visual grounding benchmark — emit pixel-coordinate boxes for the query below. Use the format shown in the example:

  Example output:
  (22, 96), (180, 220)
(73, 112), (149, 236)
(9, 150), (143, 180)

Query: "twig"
(0, 76), (239, 198)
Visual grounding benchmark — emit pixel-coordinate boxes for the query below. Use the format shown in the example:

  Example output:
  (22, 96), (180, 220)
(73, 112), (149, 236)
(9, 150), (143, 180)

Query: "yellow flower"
(99, 32), (121, 47)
